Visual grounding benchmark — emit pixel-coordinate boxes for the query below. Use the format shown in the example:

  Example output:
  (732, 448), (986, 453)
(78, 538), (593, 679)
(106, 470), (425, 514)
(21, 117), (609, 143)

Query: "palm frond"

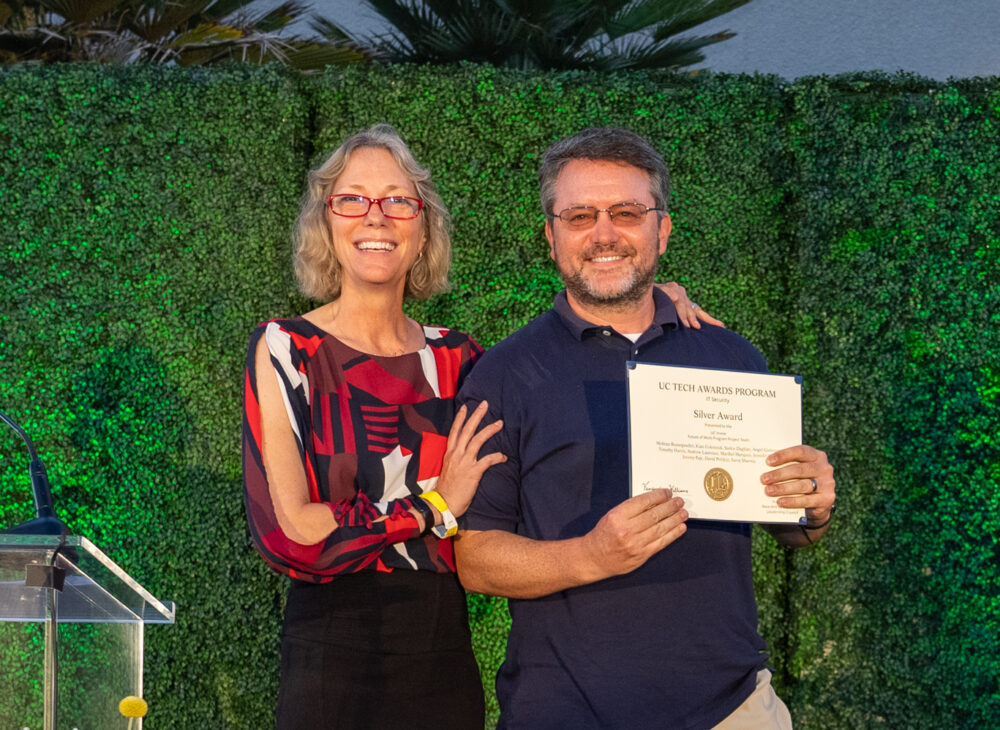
(362, 0), (438, 42)
(170, 21), (241, 46)
(0, 26), (66, 57)
(538, 0), (616, 47)
(1, 0), (749, 70)
(34, 0), (131, 24)
(128, 0), (213, 43)
(604, 0), (748, 41)
(206, 0), (262, 20)
(232, 30), (293, 63)
(283, 41), (366, 70)
(308, 16), (354, 43)
(237, 0), (305, 33)
(419, 3), (524, 62)
(651, 0), (750, 40)
(81, 28), (157, 62)
(172, 27), (292, 64)
(592, 30), (732, 70)
(607, 0), (682, 39)
(346, 1), (448, 61)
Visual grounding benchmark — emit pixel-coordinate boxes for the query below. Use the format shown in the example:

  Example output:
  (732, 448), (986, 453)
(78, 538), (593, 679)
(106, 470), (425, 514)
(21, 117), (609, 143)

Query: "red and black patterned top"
(242, 317), (483, 584)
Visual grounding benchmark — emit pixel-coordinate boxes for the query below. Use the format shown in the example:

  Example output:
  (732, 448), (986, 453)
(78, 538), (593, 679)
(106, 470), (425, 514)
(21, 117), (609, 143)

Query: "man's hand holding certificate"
(627, 362), (806, 524)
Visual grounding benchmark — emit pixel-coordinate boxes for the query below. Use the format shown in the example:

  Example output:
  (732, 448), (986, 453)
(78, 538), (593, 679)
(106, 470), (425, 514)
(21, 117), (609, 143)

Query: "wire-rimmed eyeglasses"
(552, 203), (663, 229)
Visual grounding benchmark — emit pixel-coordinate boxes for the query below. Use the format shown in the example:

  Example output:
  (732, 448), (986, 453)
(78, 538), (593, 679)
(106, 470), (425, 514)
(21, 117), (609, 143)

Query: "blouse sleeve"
(242, 322), (425, 582)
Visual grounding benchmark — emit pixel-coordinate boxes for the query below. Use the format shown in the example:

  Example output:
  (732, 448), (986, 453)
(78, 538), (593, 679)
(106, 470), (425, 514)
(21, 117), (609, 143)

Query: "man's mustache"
(581, 243), (636, 258)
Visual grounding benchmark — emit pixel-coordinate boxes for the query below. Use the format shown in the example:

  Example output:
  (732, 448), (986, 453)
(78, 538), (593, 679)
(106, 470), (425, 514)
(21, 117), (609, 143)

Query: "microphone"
(1, 409), (69, 536)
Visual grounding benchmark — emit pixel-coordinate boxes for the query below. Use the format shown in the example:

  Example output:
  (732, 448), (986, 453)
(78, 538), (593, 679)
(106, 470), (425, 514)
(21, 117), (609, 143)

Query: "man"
(455, 127), (836, 729)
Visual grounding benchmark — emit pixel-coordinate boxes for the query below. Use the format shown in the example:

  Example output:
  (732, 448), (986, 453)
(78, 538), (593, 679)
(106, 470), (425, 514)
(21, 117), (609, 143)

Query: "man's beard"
(557, 243), (658, 311)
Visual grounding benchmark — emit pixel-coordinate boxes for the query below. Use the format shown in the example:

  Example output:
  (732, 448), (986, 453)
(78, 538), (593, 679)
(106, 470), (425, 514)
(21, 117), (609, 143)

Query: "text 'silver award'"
(627, 362), (805, 524)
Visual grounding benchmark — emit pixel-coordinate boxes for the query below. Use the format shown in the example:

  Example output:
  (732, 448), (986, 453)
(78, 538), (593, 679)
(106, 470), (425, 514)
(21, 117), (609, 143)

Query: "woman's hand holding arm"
(426, 401), (506, 525)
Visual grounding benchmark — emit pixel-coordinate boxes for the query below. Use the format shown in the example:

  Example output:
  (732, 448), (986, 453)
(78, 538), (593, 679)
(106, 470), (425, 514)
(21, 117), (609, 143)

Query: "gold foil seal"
(704, 468), (734, 501)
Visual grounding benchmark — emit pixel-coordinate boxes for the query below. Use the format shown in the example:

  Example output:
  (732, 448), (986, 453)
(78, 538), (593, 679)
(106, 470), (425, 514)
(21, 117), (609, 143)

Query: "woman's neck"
(310, 287), (422, 357)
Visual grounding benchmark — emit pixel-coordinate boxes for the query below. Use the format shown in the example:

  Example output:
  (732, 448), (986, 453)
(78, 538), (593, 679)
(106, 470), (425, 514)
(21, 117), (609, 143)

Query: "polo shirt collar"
(552, 288), (680, 341)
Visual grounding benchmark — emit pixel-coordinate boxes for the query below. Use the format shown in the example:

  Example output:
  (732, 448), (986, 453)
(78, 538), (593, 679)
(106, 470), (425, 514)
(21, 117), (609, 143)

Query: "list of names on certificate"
(657, 438), (774, 465)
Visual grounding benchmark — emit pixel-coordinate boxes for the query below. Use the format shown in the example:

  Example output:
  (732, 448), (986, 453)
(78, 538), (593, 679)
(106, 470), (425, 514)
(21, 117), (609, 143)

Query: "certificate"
(627, 362), (805, 524)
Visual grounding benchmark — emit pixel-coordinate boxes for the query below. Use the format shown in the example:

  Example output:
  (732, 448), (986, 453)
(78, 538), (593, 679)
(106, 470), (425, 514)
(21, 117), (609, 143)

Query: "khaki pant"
(712, 669), (793, 729)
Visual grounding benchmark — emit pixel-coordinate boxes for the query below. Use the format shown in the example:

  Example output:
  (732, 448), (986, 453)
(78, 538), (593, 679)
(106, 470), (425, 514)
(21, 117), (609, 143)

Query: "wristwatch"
(410, 494), (436, 536)
(419, 490), (458, 538)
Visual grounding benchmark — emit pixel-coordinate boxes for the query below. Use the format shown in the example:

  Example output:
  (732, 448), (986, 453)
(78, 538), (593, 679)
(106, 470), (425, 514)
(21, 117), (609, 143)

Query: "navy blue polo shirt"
(459, 288), (771, 730)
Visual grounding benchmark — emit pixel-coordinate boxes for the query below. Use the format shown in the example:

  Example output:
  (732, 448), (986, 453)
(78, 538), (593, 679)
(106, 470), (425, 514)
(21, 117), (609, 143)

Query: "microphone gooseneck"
(1, 409), (69, 536)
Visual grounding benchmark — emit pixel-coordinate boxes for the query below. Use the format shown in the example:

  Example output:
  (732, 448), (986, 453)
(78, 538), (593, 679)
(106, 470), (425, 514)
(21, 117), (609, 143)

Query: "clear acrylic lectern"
(0, 535), (175, 729)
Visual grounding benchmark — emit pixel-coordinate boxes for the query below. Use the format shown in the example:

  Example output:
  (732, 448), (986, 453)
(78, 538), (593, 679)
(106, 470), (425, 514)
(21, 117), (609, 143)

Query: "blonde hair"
(293, 124), (451, 301)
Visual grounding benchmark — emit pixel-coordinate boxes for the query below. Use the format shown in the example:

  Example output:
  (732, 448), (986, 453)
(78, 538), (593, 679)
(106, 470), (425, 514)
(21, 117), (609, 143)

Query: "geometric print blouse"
(242, 317), (482, 584)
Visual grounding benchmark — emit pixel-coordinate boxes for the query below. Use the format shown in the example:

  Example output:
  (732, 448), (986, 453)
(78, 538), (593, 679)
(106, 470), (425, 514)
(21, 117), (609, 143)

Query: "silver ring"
(691, 302), (700, 309)
(809, 478), (818, 493)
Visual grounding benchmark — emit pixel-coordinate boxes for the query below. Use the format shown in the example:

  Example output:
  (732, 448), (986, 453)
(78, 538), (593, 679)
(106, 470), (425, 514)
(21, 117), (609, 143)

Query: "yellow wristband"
(419, 490), (458, 538)
(420, 489), (449, 514)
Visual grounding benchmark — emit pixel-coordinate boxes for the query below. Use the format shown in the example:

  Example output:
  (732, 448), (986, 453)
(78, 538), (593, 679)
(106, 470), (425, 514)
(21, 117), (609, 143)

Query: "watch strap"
(410, 495), (435, 536)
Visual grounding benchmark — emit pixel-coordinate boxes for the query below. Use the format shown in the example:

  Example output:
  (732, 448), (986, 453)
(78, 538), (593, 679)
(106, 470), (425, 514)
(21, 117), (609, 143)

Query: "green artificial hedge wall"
(1, 64), (997, 728)
(1, 65), (311, 727)
(781, 74), (1000, 727)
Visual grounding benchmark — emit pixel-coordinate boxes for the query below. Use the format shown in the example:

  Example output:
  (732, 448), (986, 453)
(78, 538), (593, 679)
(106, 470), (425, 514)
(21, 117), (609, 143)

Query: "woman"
(242, 124), (716, 729)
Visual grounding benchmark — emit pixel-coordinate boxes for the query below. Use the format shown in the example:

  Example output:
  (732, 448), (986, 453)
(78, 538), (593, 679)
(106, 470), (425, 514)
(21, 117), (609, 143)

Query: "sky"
(688, 0), (1000, 80)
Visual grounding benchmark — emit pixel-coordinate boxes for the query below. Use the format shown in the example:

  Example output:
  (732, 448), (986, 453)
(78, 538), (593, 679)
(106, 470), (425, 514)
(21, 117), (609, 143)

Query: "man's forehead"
(553, 158), (653, 202)
(558, 157), (647, 173)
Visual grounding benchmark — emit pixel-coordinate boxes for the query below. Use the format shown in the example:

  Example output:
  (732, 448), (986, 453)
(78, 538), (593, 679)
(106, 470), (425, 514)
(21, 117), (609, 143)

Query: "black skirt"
(276, 570), (485, 730)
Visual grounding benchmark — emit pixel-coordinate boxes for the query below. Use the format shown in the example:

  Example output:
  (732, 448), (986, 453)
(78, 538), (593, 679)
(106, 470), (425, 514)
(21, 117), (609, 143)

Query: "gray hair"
(538, 127), (671, 216)
(293, 123), (451, 301)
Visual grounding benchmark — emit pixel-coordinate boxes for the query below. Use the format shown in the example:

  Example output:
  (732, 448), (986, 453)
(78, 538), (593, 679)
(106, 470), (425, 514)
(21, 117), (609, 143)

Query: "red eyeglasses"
(327, 194), (424, 220)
